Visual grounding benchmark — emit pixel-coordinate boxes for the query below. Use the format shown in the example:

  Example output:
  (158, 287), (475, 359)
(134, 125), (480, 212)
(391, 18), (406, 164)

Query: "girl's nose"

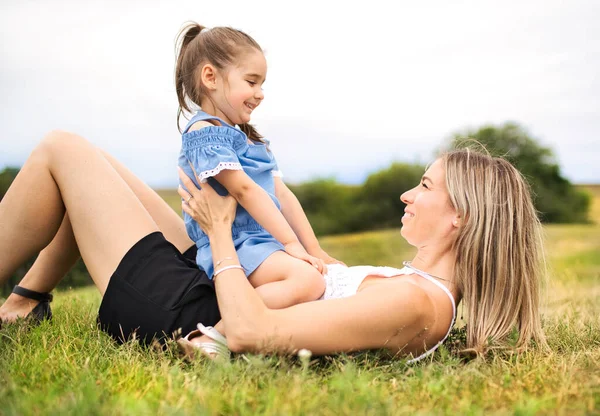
(256, 88), (264, 100)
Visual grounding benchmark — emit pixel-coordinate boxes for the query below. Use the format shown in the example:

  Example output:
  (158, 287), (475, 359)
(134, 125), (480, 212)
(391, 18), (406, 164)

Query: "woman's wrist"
(207, 223), (233, 241)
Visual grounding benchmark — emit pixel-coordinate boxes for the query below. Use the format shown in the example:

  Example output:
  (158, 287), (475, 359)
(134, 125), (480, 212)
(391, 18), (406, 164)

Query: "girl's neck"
(199, 101), (233, 127)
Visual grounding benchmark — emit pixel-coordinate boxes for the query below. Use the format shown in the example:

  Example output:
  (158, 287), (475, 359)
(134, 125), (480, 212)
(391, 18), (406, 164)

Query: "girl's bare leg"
(0, 131), (160, 296)
(248, 251), (325, 309)
(0, 147), (194, 321)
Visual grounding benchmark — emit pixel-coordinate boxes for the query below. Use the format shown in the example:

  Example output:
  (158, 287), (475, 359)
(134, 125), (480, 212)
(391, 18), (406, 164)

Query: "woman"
(0, 131), (546, 359)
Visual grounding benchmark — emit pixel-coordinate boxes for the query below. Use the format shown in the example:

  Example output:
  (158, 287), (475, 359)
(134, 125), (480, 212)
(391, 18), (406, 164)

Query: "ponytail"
(175, 22), (205, 132)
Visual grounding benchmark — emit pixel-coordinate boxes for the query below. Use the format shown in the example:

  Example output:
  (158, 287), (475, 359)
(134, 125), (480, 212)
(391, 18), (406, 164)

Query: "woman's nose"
(400, 187), (415, 204)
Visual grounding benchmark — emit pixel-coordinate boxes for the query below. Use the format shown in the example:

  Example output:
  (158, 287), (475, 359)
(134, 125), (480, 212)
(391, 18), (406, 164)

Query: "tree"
(358, 162), (426, 229)
(446, 122), (590, 223)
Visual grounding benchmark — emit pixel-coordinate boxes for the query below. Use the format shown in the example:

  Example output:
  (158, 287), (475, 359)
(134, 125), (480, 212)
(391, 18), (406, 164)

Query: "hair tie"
(200, 27), (211, 34)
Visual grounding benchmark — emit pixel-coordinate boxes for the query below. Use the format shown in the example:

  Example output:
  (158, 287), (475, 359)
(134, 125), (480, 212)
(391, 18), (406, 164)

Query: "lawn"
(0, 190), (598, 415)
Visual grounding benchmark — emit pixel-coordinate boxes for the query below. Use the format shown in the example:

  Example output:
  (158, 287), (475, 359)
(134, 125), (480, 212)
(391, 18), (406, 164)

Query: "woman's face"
(400, 158), (459, 248)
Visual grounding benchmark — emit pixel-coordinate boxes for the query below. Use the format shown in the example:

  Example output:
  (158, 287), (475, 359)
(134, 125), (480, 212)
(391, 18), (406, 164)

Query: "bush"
(357, 163), (425, 230)
(288, 179), (363, 236)
(288, 163), (425, 236)
(0, 167), (20, 201)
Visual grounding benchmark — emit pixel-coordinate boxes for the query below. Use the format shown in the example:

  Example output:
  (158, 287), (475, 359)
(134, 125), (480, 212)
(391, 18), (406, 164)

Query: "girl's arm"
(178, 171), (434, 355)
(274, 177), (343, 264)
(210, 169), (323, 270)
(182, 121), (321, 269)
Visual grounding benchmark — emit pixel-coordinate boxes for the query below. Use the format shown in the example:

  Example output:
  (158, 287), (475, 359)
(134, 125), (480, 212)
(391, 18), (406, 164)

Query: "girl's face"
(399, 159), (459, 248)
(210, 49), (266, 126)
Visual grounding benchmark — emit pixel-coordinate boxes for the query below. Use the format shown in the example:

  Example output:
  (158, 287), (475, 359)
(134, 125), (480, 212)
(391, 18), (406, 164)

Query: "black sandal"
(11, 285), (53, 324)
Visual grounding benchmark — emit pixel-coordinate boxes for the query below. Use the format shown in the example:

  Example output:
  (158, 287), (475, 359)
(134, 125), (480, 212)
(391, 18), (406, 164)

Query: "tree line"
(0, 123), (591, 294)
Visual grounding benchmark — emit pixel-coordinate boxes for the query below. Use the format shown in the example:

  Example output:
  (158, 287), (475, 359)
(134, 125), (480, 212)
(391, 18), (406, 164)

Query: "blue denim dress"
(178, 111), (284, 279)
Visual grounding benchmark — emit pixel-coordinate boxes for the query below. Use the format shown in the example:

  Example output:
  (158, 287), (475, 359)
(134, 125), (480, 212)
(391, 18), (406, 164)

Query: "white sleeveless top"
(321, 264), (456, 363)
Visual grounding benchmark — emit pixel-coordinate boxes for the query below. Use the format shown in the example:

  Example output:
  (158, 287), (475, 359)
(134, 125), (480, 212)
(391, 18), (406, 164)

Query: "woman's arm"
(274, 178), (342, 264)
(178, 170), (434, 355)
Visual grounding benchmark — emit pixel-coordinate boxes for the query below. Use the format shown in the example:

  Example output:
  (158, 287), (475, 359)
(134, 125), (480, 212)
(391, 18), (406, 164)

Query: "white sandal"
(177, 323), (230, 360)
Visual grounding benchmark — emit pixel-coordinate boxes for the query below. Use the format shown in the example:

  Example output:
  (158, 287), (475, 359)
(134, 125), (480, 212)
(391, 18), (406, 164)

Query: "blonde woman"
(0, 131), (545, 359)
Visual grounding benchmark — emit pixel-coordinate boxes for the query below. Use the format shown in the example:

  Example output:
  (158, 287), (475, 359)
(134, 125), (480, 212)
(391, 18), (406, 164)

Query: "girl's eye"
(247, 80), (256, 86)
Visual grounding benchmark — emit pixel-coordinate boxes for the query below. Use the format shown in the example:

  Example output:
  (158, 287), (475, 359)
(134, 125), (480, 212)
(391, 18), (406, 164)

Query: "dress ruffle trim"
(198, 162), (243, 183)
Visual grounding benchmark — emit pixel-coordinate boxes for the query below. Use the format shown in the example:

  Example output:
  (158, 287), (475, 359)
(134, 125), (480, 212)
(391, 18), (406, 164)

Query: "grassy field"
(0, 190), (599, 415)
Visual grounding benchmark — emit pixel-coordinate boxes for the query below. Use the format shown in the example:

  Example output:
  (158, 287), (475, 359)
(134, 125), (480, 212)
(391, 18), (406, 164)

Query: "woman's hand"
(177, 167), (237, 237)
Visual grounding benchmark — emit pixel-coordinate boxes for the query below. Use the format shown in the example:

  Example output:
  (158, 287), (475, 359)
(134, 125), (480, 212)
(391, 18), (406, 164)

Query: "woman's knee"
(34, 130), (91, 163)
(38, 130), (85, 152)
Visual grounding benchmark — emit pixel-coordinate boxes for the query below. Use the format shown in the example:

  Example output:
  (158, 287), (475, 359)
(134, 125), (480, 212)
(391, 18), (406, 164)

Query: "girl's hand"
(311, 247), (346, 266)
(284, 241), (327, 274)
(177, 167), (237, 237)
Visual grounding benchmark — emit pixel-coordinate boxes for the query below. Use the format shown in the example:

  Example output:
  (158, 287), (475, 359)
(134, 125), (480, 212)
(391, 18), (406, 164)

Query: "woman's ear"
(200, 64), (218, 91)
(452, 216), (461, 228)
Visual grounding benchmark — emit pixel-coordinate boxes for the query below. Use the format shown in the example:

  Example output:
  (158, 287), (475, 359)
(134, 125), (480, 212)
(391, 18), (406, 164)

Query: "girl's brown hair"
(174, 22), (264, 142)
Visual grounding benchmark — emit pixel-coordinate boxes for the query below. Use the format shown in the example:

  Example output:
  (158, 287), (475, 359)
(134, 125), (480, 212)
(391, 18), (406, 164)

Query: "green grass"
(1, 193), (599, 415)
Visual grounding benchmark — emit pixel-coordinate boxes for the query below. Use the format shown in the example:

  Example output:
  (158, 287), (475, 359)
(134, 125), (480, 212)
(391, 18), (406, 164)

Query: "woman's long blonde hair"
(443, 147), (547, 355)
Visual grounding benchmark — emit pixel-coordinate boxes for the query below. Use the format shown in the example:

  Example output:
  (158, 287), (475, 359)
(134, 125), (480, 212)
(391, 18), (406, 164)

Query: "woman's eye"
(421, 182), (429, 189)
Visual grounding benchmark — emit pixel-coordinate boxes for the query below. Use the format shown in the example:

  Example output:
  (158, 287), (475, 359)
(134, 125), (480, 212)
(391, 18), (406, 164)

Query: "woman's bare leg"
(17, 213), (79, 295)
(1, 148), (194, 321)
(0, 213), (79, 322)
(98, 149), (193, 252)
(0, 130), (160, 295)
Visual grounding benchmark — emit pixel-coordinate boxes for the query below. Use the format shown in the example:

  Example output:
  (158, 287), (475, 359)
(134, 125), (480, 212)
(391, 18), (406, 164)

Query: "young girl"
(175, 22), (339, 309)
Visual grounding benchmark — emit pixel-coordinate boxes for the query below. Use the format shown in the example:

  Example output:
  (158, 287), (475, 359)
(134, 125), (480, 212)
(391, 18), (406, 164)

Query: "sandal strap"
(197, 323), (228, 347)
(195, 342), (230, 358)
(12, 285), (53, 303)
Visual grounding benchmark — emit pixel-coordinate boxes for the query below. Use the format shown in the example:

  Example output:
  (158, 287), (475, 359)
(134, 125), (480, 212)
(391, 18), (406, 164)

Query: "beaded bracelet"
(213, 265), (244, 278)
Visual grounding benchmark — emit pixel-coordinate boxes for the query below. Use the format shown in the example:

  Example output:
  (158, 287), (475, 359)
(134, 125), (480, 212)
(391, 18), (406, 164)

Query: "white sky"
(1, 0), (599, 186)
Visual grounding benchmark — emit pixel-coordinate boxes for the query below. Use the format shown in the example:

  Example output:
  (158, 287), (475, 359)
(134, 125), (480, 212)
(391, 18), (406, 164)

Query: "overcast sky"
(1, 0), (599, 186)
